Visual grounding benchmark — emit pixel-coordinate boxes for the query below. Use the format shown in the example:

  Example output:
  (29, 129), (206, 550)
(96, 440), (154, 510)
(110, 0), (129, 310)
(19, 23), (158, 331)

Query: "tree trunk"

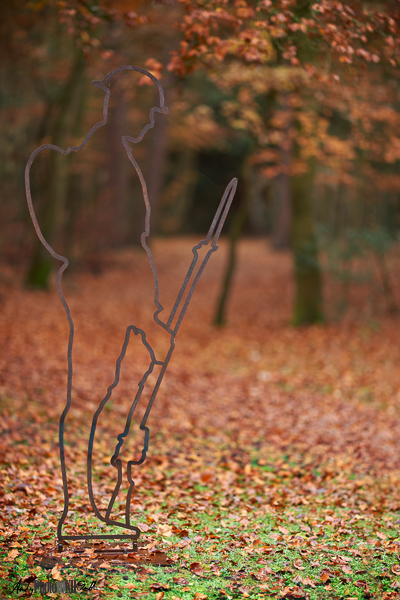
(214, 163), (249, 326)
(291, 165), (323, 325)
(146, 78), (171, 234)
(64, 77), (87, 264)
(104, 88), (129, 249)
(159, 147), (198, 234)
(273, 163), (291, 249)
(273, 92), (292, 249)
(25, 49), (85, 288)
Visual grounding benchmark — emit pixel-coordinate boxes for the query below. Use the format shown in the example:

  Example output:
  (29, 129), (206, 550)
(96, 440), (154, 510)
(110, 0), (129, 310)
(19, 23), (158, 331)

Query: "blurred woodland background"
(1, 0), (400, 325)
(2, 8), (400, 597)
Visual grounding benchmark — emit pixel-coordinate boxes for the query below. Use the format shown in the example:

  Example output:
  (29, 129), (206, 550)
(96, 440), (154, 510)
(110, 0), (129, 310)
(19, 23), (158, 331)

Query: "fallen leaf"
(151, 583), (170, 592)
(280, 586), (305, 598)
(253, 568), (272, 581)
(173, 577), (189, 585)
(190, 562), (205, 577)
(342, 565), (353, 575)
(301, 576), (316, 588)
(338, 555), (351, 563)
(390, 581), (400, 589)
(26, 555), (34, 568)
(293, 559), (305, 570)
(392, 565), (400, 575)
(51, 565), (63, 581)
(6, 549), (19, 561)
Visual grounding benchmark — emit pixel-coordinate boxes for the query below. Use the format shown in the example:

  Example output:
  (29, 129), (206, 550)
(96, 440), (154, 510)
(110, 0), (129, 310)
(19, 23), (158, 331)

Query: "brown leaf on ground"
(253, 568), (272, 581)
(151, 582), (170, 592)
(26, 555), (34, 568)
(280, 586), (305, 598)
(190, 562), (205, 577)
(301, 576), (316, 588)
(342, 565), (353, 575)
(173, 577), (189, 585)
(392, 565), (400, 575)
(51, 565), (63, 581)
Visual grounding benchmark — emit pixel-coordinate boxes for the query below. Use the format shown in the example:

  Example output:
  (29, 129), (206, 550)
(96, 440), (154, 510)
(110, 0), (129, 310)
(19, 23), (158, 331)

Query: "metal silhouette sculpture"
(25, 65), (237, 551)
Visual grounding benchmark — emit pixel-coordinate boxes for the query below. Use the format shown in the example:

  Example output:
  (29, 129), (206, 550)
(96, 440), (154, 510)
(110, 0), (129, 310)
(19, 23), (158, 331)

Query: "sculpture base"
(57, 533), (139, 552)
(37, 541), (172, 569)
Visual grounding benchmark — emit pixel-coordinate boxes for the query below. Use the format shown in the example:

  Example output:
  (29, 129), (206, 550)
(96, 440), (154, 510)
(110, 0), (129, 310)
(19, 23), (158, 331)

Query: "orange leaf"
(26, 555), (34, 568)
(278, 526), (289, 535)
(173, 577), (189, 585)
(392, 565), (400, 575)
(293, 559), (305, 570)
(190, 562), (205, 577)
(342, 565), (353, 575)
(51, 565), (63, 581)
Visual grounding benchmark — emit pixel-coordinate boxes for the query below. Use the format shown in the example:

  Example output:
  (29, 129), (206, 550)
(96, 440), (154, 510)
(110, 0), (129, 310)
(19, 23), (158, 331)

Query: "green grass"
(2, 495), (400, 599)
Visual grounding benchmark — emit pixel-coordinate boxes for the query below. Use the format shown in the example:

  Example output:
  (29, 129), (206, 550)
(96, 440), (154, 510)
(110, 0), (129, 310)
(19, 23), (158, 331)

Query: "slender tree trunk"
(273, 159), (291, 249)
(375, 252), (398, 314)
(291, 164), (323, 325)
(214, 163), (249, 326)
(64, 78), (87, 263)
(105, 88), (129, 248)
(26, 49), (85, 288)
(159, 147), (198, 234)
(146, 77), (171, 234)
(273, 92), (292, 249)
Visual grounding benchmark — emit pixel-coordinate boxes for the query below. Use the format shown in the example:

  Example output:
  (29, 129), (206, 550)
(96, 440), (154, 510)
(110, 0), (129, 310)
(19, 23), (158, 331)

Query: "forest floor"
(1, 237), (400, 600)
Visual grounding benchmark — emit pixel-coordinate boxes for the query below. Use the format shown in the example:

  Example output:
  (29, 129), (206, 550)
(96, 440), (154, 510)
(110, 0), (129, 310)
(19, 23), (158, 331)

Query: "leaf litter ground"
(1, 238), (400, 599)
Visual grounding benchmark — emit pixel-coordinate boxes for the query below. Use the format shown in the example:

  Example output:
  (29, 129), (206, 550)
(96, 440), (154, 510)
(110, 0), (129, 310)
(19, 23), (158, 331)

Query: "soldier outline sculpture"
(25, 65), (237, 550)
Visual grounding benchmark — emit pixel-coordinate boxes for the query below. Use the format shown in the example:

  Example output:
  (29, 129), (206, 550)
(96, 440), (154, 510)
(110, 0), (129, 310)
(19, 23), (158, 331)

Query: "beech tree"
(167, 0), (400, 324)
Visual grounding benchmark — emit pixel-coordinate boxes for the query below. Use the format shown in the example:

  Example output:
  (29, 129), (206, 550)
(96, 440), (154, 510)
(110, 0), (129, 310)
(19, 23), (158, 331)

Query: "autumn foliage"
(2, 240), (400, 598)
